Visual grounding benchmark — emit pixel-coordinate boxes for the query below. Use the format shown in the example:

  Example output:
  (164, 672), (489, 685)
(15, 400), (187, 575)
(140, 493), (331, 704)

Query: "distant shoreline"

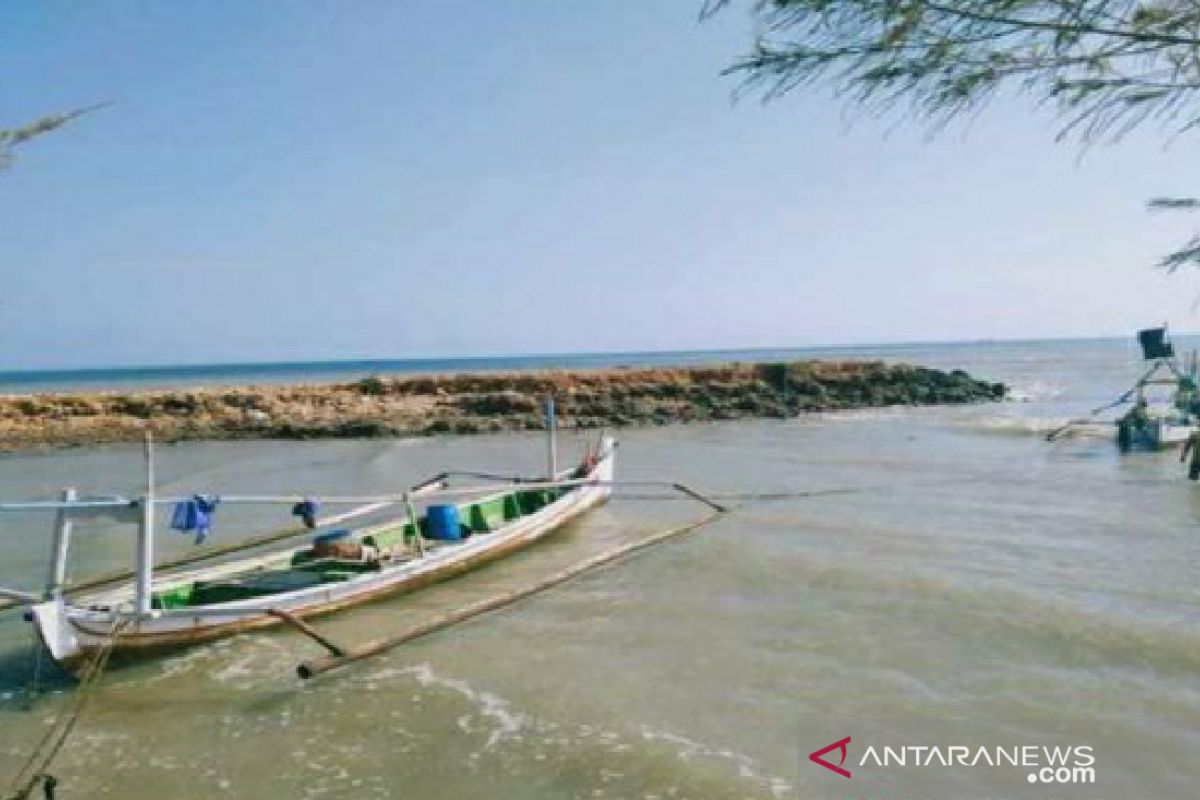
(0, 360), (1006, 452)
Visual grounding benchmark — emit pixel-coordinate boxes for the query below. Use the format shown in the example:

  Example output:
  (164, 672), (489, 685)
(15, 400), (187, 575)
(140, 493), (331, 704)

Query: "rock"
(333, 419), (390, 437)
(355, 376), (388, 396)
(245, 409), (271, 426)
(115, 397), (155, 419)
(0, 360), (1007, 450)
(457, 391), (538, 416)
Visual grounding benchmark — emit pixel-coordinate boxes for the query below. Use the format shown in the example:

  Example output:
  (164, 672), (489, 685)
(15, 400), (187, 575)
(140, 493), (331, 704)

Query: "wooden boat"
(1116, 405), (1195, 450)
(1114, 328), (1198, 450)
(8, 425), (615, 675)
(1048, 326), (1200, 449)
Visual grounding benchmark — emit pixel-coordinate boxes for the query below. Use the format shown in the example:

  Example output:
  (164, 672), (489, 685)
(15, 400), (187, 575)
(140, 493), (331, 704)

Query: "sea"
(0, 339), (1196, 799)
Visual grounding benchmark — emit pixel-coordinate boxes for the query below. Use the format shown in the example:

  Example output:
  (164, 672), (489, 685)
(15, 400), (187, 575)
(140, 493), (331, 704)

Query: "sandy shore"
(0, 361), (1006, 451)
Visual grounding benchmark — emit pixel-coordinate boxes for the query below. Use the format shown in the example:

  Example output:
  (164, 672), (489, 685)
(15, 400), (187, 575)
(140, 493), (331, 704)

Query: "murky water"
(0, 340), (1197, 798)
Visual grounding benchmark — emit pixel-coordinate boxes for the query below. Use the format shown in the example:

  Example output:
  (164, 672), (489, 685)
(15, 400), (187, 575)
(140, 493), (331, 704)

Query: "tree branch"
(0, 102), (112, 170)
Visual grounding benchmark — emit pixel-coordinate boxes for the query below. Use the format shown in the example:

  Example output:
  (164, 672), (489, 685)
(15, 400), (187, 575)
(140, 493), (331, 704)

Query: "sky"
(2, 1), (1200, 369)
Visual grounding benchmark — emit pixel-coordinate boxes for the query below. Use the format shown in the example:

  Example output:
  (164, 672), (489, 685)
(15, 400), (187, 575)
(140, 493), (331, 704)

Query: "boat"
(1, 403), (617, 675)
(1115, 398), (1196, 450)
(1114, 327), (1199, 451)
(1047, 326), (1200, 450)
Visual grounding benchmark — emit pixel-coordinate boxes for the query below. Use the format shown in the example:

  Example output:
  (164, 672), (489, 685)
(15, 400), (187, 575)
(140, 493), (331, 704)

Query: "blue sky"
(2, 1), (1199, 369)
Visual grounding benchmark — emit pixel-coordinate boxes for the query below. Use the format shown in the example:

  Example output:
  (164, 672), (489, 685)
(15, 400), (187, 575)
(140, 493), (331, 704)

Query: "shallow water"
(0, 339), (1197, 798)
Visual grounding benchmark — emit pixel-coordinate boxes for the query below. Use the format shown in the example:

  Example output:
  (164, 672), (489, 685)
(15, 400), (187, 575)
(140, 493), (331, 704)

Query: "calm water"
(0, 340), (1107, 393)
(0, 339), (1197, 799)
(0, 346), (951, 393)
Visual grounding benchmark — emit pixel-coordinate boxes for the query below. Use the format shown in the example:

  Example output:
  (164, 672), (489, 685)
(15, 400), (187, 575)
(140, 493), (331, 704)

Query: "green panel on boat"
(466, 504), (491, 532)
(320, 570), (360, 582)
(293, 558), (380, 576)
(360, 522), (415, 550)
(469, 495), (518, 531)
(503, 494), (521, 518)
(191, 570), (324, 605)
(152, 584), (196, 610)
(517, 490), (554, 514)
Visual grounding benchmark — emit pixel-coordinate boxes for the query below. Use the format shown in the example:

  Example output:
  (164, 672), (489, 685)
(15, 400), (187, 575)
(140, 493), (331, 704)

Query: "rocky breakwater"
(0, 361), (1006, 451)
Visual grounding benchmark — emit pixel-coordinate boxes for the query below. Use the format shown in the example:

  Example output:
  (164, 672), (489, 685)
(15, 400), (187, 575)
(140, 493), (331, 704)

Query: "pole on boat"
(544, 395), (558, 479)
(44, 487), (77, 600)
(134, 433), (155, 618)
(404, 493), (424, 557)
(1046, 359), (1162, 441)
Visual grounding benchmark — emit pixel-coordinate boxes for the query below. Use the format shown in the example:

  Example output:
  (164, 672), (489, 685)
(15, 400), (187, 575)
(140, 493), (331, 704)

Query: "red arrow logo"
(809, 736), (852, 779)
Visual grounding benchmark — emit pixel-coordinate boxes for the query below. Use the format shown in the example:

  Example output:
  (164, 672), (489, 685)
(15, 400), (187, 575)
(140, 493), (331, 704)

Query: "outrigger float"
(1047, 326), (1200, 450)
(0, 400), (723, 679)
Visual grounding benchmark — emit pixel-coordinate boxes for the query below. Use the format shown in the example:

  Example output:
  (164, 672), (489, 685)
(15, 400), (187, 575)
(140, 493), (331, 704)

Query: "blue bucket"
(313, 528), (352, 546)
(426, 504), (463, 541)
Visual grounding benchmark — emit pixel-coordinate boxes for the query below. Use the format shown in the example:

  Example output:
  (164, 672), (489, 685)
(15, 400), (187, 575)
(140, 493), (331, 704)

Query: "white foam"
(1006, 381), (1065, 403)
(640, 727), (793, 799)
(961, 415), (1113, 438)
(363, 662), (792, 794)
(367, 662), (528, 750)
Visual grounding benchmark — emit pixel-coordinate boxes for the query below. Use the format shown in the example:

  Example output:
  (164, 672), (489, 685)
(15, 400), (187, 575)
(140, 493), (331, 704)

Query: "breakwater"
(0, 361), (1006, 451)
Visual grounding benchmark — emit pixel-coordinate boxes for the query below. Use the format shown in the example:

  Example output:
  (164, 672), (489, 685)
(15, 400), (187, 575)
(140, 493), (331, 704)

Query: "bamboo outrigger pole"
(295, 504), (724, 679)
(1046, 347), (1189, 441)
(0, 477), (454, 615)
(0, 466), (724, 614)
(0, 478), (723, 510)
(0, 499), (400, 614)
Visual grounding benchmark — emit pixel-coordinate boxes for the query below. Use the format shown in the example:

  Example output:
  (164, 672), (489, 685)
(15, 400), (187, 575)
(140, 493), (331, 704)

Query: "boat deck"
(147, 485), (570, 611)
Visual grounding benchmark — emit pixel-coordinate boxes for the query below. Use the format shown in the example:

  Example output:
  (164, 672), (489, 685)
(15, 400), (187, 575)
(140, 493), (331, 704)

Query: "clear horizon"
(0, 331), (1187, 376)
(4, 2), (1200, 370)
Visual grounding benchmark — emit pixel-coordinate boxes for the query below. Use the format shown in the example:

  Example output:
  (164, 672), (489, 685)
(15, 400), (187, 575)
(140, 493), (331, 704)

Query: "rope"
(4, 619), (128, 800)
(615, 487), (868, 503)
(22, 627), (46, 709)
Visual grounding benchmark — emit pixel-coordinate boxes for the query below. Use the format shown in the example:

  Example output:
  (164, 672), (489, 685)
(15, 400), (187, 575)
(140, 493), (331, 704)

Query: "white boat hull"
(31, 443), (615, 673)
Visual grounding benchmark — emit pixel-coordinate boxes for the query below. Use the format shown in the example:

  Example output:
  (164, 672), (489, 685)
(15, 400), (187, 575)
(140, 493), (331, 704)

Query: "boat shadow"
(0, 642), (76, 703)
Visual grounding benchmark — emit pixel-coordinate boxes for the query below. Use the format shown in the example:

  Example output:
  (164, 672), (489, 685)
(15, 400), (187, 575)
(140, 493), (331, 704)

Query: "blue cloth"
(292, 498), (321, 529)
(170, 494), (220, 544)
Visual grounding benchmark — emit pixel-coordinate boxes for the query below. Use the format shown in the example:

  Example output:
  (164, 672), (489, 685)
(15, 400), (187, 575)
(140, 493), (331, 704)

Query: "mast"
(44, 487), (77, 600)
(135, 433), (155, 618)
(544, 395), (558, 479)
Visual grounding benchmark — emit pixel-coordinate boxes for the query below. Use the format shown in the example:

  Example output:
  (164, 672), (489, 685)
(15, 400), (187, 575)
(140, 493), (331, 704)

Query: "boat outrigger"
(0, 401), (626, 675)
(1047, 326), (1200, 450)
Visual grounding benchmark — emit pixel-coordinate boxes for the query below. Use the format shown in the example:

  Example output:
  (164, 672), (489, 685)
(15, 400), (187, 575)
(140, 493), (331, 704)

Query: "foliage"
(1149, 196), (1200, 270)
(707, 0), (1200, 266)
(706, 0), (1200, 141)
(0, 103), (109, 170)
